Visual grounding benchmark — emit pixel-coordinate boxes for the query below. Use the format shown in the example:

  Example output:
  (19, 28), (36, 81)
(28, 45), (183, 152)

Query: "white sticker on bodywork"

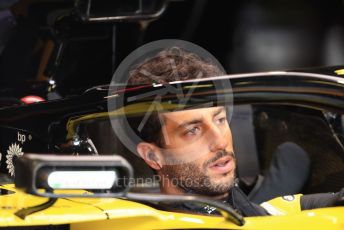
(282, 195), (295, 201)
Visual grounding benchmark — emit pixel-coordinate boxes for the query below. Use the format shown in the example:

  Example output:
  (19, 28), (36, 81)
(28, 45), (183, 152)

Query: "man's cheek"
(163, 136), (211, 163)
(179, 149), (203, 162)
(183, 141), (210, 161)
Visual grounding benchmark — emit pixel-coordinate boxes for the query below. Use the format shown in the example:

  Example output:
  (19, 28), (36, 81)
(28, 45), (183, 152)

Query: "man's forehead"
(160, 106), (226, 124)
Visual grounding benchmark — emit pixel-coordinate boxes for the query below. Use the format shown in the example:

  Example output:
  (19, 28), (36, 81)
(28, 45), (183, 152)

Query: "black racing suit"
(163, 185), (344, 217)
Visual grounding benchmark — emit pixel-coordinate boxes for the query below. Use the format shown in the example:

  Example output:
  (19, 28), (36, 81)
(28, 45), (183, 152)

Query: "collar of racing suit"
(161, 185), (269, 217)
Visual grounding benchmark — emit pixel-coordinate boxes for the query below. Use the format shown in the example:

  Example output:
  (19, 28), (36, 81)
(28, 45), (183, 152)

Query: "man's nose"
(208, 125), (229, 152)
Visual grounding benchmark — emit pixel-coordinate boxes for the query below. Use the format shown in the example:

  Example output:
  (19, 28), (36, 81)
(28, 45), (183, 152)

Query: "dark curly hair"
(128, 47), (224, 85)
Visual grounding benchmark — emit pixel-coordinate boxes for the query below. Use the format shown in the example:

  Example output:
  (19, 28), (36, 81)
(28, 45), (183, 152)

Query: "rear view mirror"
(14, 154), (133, 198)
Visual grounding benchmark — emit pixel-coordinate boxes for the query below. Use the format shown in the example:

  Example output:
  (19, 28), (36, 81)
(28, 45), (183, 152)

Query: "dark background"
(1, 0), (344, 96)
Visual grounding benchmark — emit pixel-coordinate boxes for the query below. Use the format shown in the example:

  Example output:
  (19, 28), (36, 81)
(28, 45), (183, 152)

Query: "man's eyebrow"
(174, 108), (225, 130)
(213, 107), (225, 117)
(177, 118), (202, 130)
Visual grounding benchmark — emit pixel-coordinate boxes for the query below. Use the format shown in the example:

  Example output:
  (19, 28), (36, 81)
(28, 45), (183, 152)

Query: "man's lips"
(208, 155), (234, 174)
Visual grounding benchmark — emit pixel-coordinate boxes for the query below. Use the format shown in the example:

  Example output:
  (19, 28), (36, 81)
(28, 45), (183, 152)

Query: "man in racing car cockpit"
(127, 47), (344, 216)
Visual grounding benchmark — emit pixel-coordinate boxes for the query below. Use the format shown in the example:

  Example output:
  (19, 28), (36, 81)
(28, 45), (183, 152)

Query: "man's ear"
(136, 142), (162, 170)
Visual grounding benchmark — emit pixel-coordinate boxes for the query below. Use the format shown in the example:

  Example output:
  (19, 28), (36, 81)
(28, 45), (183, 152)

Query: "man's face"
(158, 106), (236, 195)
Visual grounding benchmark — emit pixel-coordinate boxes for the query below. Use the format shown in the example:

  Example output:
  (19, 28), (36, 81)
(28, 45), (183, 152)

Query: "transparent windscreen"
(68, 104), (344, 197)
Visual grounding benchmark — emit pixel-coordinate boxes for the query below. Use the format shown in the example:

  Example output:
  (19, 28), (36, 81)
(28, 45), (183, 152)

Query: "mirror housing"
(74, 0), (168, 22)
(14, 154), (133, 198)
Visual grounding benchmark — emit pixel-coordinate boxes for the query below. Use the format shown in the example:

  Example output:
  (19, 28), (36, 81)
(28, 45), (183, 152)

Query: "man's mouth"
(208, 155), (234, 174)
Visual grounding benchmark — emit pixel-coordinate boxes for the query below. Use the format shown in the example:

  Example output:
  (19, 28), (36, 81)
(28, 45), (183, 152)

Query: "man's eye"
(216, 117), (227, 124)
(185, 127), (200, 135)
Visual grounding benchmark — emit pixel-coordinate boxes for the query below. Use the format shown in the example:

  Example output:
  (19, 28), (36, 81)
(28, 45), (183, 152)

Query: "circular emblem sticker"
(6, 142), (24, 176)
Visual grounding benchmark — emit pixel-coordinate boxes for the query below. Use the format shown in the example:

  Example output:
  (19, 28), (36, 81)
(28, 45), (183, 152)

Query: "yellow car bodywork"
(0, 184), (343, 229)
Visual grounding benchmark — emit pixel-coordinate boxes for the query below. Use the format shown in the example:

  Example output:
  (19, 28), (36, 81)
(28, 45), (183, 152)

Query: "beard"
(160, 150), (236, 196)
